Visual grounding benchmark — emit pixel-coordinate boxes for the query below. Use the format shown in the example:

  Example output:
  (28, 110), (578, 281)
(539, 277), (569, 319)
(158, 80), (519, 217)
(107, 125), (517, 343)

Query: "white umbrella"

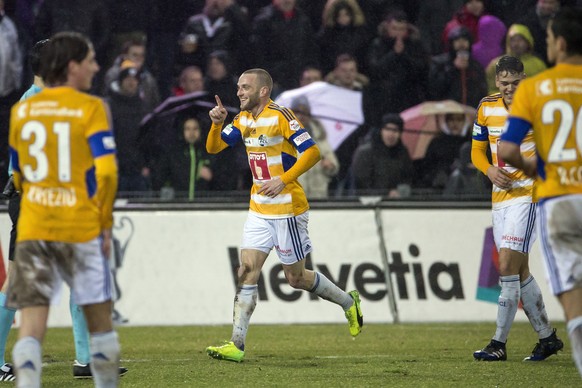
(275, 81), (364, 151)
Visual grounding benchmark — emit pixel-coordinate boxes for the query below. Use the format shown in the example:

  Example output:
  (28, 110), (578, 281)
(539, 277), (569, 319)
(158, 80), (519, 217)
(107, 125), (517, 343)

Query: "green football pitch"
(11, 322), (579, 387)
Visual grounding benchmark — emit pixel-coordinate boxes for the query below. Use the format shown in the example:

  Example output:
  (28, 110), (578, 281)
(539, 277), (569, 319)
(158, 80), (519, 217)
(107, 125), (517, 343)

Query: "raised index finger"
(215, 95), (224, 109)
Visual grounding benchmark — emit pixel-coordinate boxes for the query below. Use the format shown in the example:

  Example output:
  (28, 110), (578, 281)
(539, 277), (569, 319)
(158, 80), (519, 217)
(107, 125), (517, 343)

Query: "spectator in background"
(105, 37), (161, 113)
(417, 0), (464, 55)
(324, 54), (368, 91)
(147, 0), (200, 99)
(350, 113), (414, 198)
(366, 10), (429, 128)
(0, 0), (23, 187)
(299, 65), (323, 87)
(485, 24), (547, 94)
(106, 61), (151, 195)
(418, 112), (471, 190)
(204, 50), (238, 108)
(250, 0), (319, 93)
(443, 142), (491, 198)
(291, 96), (339, 199)
(177, 0), (250, 76)
(317, 0), (369, 74)
(517, 0), (560, 65)
(442, 0), (487, 49)
(105, 0), (152, 70)
(172, 65), (205, 96)
(34, 0), (110, 88)
(429, 26), (488, 108)
(155, 116), (213, 200)
(471, 15), (507, 70)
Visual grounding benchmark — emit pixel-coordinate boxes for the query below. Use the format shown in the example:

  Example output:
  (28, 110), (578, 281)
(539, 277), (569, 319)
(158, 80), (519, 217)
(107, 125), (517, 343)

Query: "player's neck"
(251, 100), (269, 118)
(559, 54), (582, 65)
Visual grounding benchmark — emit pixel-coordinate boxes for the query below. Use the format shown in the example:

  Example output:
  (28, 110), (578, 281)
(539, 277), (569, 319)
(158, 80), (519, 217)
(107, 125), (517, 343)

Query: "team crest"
(258, 134), (268, 146)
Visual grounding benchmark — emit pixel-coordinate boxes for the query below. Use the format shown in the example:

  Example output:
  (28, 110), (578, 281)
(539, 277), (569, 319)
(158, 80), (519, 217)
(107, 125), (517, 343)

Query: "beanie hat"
(381, 113), (404, 132)
(118, 60), (140, 83)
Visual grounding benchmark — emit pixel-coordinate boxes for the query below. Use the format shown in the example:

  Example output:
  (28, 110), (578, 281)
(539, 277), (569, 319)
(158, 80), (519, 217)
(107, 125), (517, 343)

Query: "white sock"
(494, 275), (520, 343)
(310, 272), (353, 310)
(90, 331), (120, 388)
(12, 336), (42, 388)
(231, 285), (258, 351)
(520, 275), (553, 339)
(567, 316), (582, 378)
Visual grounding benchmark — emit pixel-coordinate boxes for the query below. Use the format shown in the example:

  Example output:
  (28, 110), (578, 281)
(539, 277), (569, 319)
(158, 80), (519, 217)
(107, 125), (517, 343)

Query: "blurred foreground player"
(500, 7), (582, 377)
(7, 32), (121, 387)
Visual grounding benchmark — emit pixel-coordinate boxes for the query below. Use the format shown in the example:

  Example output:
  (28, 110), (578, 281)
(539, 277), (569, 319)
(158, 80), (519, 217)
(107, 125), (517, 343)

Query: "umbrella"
(139, 91), (238, 130)
(400, 100), (476, 160)
(275, 81), (364, 151)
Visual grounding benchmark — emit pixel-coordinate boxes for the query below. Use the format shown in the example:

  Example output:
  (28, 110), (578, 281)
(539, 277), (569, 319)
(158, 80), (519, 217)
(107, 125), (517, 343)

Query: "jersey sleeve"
(87, 99), (118, 230)
(282, 109), (316, 152)
(472, 104), (489, 142)
(502, 82), (534, 145)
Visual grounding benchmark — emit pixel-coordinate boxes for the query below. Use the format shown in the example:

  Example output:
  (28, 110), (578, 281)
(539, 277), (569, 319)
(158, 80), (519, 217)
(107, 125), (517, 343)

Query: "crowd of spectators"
(0, 0), (578, 200)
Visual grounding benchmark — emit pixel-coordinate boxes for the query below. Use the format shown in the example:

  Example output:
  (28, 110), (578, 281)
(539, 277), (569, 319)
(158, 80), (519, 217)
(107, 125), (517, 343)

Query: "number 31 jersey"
(503, 63), (582, 199)
(9, 86), (117, 243)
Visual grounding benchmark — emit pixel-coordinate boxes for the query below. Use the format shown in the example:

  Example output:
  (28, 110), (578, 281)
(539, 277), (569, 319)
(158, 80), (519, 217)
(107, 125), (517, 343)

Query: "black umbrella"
(139, 91), (239, 130)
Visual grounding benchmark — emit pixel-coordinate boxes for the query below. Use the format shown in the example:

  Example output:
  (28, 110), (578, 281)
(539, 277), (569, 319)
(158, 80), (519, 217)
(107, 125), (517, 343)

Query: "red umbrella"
(400, 100), (476, 160)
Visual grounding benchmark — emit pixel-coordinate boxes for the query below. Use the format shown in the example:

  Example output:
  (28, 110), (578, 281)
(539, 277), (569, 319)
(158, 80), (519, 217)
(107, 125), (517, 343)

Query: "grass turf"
(12, 321), (579, 387)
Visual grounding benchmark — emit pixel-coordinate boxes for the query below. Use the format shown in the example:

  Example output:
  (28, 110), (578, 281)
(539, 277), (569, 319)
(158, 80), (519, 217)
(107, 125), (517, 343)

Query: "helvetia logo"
(227, 243), (464, 302)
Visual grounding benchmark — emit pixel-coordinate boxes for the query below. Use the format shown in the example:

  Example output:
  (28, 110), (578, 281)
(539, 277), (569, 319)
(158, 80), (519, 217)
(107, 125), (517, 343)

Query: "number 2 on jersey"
(545, 100), (582, 162)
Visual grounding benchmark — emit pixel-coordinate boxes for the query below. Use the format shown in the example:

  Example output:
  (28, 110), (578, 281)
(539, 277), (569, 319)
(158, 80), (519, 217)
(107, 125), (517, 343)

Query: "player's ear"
(259, 86), (268, 98)
(556, 35), (568, 55)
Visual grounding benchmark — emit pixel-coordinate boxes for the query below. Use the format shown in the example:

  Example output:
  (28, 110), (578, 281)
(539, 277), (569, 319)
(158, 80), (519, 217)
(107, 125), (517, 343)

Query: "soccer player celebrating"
(205, 68), (363, 362)
(7, 32), (121, 387)
(471, 55), (563, 361)
(499, 7), (582, 376)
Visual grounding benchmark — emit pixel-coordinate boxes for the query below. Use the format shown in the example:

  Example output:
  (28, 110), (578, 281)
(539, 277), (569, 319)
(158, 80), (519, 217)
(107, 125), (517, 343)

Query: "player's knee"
(285, 273), (306, 289)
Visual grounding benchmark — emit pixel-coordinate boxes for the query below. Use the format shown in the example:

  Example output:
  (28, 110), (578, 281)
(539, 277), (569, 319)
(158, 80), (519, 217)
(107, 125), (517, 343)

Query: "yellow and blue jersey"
(9, 86), (118, 243)
(220, 100), (316, 218)
(502, 63), (582, 199)
(473, 93), (536, 209)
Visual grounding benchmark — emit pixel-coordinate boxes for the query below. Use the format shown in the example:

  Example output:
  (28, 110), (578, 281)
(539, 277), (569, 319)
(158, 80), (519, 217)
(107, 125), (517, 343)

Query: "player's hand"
(209, 95), (228, 124)
(101, 228), (113, 259)
(486, 166), (512, 190)
(257, 177), (285, 198)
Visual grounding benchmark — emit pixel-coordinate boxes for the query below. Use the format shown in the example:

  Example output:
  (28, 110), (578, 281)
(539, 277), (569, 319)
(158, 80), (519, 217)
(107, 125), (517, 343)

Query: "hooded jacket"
(485, 24), (547, 94)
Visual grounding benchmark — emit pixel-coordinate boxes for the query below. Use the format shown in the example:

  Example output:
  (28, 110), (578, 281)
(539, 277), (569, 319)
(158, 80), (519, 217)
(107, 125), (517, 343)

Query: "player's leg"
(278, 212), (362, 337)
(540, 196), (582, 375)
(475, 207), (523, 361)
(0, 262), (16, 381)
(8, 241), (60, 387)
(73, 238), (120, 386)
(207, 212), (270, 362)
(12, 306), (49, 388)
(0, 194), (20, 380)
(82, 302), (120, 387)
(513, 202), (561, 361)
(70, 297), (91, 365)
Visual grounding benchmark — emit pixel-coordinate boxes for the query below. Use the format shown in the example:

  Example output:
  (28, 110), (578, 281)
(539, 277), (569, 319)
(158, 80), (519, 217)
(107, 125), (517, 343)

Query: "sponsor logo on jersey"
(223, 124), (233, 135)
(472, 123), (482, 136)
(289, 119), (301, 131)
(537, 79), (553, 96)
(103, 135), (116, 150)
(248, 152), (267, 161)
(293, 132), (311, 146)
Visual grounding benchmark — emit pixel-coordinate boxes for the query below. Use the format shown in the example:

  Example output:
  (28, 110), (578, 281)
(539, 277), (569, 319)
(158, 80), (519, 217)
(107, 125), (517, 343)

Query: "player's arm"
(472, 116), (512, 189)
(499, 117), (536, 177)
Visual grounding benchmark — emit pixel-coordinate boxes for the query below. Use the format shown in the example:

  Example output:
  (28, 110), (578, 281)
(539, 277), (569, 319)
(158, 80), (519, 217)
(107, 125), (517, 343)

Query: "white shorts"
(538, 194), (582, 296)
(7, 237), (113, 308)
(241, 211), (313, 265)
(492, 202), (537, 253)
